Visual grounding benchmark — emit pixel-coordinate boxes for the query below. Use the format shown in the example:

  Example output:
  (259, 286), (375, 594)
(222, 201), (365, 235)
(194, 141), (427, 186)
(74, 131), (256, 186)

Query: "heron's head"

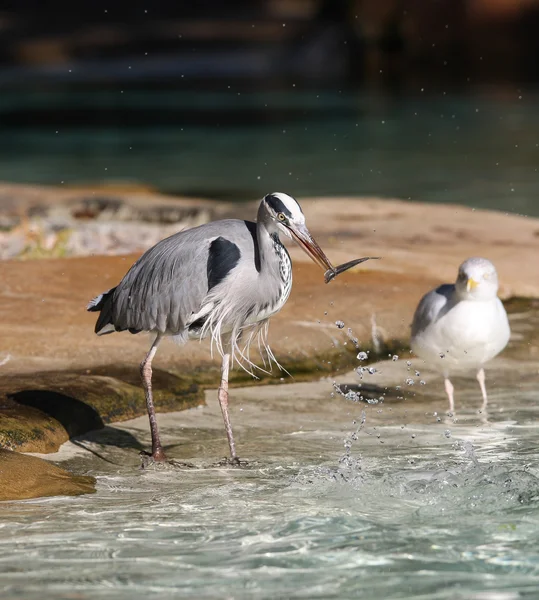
(261, 192), (333, 271)
(455, 257), (499, 300)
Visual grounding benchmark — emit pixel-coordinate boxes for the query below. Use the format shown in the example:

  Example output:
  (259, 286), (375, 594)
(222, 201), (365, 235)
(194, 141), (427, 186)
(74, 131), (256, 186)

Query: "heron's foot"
(139, 447), (165, 467)
(139, 452), (197, 470)
(140, 449), (197, 469)
(213, 456), (249, 468)
(140, 450), (165, 469)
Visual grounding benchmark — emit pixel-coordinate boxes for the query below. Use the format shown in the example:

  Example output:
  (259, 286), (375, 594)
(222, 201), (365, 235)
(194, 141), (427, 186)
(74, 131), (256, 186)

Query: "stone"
(0, 449), (95, 501)
(0, 369), (203, 453)
(0, 182), (226, 259)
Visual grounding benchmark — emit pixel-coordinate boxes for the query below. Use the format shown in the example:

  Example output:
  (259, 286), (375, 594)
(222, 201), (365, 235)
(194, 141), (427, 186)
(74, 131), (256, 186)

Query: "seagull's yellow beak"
(466, 278), (479, 292)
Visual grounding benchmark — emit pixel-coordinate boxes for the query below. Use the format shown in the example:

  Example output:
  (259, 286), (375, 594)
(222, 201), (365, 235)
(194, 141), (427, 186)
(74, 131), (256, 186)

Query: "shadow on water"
(70, 427), (146, 465)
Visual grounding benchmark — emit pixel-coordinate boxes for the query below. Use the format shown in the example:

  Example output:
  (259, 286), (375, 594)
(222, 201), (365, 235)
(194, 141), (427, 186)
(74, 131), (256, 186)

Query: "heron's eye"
(277, 213), (286, 221)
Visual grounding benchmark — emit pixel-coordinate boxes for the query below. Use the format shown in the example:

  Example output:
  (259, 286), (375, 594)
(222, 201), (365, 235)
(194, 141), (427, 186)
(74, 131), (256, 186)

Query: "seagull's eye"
(277, 213), (286, 221)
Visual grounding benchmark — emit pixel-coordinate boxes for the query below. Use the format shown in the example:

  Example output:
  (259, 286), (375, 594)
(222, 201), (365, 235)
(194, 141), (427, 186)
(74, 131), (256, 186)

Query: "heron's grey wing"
(411, 284), (455, 337)
(111, 233), (207, 334)
(110, 219), (254, 335)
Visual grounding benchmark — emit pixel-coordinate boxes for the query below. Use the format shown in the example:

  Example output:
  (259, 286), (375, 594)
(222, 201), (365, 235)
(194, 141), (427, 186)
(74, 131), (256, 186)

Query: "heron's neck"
(256, 220), (284, 273)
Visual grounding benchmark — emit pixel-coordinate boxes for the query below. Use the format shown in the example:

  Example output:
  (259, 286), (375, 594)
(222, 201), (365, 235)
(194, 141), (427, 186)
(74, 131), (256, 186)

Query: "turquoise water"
(1, 87), (538, 215)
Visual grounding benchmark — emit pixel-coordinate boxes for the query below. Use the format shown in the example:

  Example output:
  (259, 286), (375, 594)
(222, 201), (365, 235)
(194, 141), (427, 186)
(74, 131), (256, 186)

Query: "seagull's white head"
(455, 257), (499, 301)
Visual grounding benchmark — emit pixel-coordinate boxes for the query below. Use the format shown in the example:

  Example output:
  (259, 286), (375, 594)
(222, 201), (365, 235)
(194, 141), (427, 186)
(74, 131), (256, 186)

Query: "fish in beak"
(288, 223), (380, 283)
(324, 256), (381, 283)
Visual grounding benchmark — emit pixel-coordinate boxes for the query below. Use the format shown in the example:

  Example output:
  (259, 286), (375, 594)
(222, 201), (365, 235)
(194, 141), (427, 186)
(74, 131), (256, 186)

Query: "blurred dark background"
(0, 0), (538, 213)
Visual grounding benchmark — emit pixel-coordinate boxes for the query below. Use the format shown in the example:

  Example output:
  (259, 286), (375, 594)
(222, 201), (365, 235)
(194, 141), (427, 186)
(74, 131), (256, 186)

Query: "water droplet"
(420, 380), (426, 385)
(411, 434), (416, 439)
(357, 351), (368, 361)
(444, 429), (451, 438)
(439, 353), (445, 359)
(392, 355), (399, 361)
(415, 370), (420, 376)
(368, 367), (376, 375)
(406, 361), (411, 366)
(335, 320), (345, 329)
(405, 378), (414, 386)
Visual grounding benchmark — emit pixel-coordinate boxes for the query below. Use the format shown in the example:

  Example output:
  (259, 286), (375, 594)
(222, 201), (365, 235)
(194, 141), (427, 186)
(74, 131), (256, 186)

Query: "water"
(3, 394), (539, 599)
(1, 304), (538, 599)
(1, 86), (538, 215)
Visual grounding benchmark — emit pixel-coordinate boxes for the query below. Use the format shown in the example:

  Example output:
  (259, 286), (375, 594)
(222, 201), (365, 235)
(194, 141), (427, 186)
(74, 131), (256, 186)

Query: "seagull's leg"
(477, 367), (489, 415)
(444, 377), (455, 414)
(217, 352), (239, 463)
(140, 334), (166, 461)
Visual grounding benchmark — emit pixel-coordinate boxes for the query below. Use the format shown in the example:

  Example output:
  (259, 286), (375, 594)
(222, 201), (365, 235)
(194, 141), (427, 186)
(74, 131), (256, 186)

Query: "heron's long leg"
(444, 377), (455, 414)
(477, 367), (488, 414)
(140, 335), (166, 461)
(218, 353), (238, 462)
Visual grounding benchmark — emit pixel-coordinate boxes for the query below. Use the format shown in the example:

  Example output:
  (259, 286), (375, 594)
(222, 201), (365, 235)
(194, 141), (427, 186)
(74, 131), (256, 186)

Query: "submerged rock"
(0, 369), (204, 453)
(0, 449), (95, 501)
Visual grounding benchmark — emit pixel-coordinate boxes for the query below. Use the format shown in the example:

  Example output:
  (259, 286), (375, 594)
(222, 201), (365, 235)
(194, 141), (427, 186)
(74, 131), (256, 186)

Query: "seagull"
(88, 193), (338, 463)
(411, 257), (510, 413)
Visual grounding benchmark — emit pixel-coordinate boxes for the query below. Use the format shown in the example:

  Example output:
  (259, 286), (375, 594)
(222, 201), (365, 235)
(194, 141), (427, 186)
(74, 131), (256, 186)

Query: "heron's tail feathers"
(87, 288), (117, 335)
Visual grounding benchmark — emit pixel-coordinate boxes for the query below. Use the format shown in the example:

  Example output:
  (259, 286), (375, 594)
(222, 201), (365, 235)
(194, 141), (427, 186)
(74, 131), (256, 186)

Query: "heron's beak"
(467, 278), (479, 292)
(289, 224), (333, 272)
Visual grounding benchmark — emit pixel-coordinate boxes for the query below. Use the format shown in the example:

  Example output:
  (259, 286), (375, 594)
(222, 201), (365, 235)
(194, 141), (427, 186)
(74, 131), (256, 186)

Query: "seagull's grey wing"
(411, 284), (455, 337)
(108, 219), (256, 335)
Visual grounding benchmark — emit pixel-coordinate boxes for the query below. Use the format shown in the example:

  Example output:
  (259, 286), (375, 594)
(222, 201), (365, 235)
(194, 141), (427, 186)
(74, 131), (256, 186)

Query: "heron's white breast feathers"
(188, 266), (284, 374)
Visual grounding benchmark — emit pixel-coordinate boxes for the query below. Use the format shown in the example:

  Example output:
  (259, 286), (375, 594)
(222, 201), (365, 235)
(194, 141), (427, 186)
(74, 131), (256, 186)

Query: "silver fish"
(324, 257), (381, 284)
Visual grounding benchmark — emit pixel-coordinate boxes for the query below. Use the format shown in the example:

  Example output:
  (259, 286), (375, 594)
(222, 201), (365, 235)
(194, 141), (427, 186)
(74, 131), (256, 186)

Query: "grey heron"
(88, 192), (339, 463)
(411, 257), (510, 414)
